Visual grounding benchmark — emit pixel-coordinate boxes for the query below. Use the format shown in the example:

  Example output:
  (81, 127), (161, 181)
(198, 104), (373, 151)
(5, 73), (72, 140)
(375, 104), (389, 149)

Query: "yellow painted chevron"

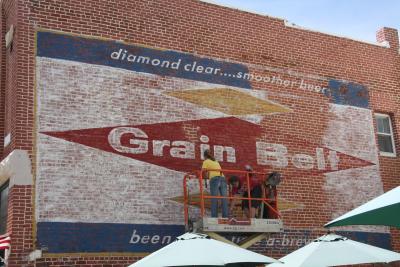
(165, 88), (291, 115)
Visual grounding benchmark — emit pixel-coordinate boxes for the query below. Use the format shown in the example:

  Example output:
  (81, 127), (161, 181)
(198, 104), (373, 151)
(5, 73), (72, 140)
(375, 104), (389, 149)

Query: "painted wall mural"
(36, 31), (388, 253)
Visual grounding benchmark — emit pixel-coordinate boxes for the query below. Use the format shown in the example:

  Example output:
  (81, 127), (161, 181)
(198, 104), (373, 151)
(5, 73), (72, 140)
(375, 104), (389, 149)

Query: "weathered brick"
(0, 1), (398, 266)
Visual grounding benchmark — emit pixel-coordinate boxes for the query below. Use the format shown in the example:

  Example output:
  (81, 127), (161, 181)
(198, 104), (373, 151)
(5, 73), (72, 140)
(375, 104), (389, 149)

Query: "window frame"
(375, 113), (396, 157)
(0, 180), (9, 235)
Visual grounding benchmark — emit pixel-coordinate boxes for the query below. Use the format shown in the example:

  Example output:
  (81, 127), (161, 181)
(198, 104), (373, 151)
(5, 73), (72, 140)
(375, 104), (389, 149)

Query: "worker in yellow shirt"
(202, 149), (228, 218)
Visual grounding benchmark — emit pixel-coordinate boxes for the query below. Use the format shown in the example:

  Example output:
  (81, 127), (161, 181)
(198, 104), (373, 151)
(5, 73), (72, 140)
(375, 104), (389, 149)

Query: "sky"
(206, 0), (400, 43)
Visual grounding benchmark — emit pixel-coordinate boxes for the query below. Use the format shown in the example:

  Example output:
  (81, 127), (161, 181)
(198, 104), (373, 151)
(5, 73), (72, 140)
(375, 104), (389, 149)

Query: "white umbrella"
(129, 232), (279, 267)
(325, 186), (400, 228)
(267, 233), (400, 267)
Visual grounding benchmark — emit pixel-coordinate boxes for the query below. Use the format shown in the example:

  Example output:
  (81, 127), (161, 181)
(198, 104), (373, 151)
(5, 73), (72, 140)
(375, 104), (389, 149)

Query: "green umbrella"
(325, 186), (400, 228)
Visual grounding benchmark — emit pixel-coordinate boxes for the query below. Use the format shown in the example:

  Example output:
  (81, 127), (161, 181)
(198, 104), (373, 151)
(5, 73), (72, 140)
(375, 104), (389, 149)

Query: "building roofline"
(199, 0), (391, 48)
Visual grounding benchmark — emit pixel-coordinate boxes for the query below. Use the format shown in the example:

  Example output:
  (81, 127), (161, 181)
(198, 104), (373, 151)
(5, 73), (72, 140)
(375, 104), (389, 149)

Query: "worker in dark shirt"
(241, 165), (262, 218)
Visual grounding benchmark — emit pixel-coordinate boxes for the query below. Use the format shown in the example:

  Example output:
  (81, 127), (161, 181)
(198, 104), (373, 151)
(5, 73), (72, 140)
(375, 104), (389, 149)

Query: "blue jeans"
(210, 176), (228, 218)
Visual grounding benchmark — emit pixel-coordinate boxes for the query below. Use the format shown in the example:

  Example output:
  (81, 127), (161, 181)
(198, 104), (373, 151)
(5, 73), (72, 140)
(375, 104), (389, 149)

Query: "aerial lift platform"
(183, 168), (283, 248)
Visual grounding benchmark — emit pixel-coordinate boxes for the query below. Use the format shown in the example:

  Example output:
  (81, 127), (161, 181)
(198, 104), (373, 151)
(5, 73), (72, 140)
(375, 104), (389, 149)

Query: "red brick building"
(0, 0), (398, 266)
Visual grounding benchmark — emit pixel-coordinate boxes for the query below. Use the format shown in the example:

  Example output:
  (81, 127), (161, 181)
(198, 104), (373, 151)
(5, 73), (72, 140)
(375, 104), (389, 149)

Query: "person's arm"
(201, 160), (209, 180)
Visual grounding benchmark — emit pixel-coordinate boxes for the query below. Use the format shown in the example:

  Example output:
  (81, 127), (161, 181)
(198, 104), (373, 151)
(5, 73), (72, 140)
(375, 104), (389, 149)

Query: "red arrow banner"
(42, 117), (374, 174)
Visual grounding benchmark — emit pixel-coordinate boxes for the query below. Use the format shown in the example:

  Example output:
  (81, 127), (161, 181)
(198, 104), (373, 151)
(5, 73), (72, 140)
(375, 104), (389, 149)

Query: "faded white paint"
(322, 104), (385, 232)
(323, 104), (378, 164)
(36, 134), (185, 224)
(36, 58), (228, 132)
(36, 58), (244, 224)
(36, 56), (385, 233)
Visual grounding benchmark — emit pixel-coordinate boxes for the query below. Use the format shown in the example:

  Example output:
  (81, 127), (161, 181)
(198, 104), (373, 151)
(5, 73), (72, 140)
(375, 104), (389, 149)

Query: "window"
(0, 181), (8, 234)
(375, 113), (396, 157)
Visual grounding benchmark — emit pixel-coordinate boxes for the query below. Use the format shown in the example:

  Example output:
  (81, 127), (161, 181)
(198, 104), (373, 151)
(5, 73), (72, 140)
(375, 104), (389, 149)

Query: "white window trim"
(375, 113), (396, 157)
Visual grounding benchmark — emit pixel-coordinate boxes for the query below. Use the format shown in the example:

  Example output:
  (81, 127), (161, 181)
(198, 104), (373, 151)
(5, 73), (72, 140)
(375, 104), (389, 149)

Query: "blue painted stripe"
(37, 222), (392, 253)
(37, 31), (252, 89)
(337, 230), (392, 250)
(326, 79), (370, 109)
(37, 222), (184, 253)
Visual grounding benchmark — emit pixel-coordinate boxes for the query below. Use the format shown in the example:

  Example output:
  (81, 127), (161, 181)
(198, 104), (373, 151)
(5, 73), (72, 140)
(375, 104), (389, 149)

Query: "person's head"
(264, 171), (281, 186)
(263, 176), (271, 187)
(229, 175), (240, 188)
(203, 149), (215, 161)
(245, 165), (253, 172)
(244, 165), (253, 178)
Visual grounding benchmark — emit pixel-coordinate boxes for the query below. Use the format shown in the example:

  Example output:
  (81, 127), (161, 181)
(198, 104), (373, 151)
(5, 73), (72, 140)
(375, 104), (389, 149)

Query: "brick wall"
(1, 0), (17, 157)
(35, 255), (143, 267)
(0, 3), (6, 156)
(6, 186), (34, 267)
(0, 0), (397, 266)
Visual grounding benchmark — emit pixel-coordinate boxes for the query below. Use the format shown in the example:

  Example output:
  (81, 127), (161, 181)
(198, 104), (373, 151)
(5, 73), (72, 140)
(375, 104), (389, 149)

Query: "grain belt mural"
(36, 30), (391, 254)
